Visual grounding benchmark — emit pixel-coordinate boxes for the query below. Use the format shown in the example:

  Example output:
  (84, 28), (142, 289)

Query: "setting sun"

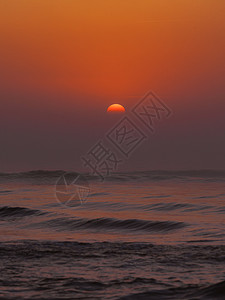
(107, 104), (125, 113)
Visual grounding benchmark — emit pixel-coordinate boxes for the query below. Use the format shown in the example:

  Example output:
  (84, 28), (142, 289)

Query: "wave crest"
(31, 217), (187, 233)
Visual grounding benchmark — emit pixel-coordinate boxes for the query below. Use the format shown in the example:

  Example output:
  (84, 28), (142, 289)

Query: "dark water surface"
(0, 170), (225, 299)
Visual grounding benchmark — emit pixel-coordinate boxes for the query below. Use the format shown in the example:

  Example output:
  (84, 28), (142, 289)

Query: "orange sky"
(0, 1), (225, 171)
(1, 0), (224, 102)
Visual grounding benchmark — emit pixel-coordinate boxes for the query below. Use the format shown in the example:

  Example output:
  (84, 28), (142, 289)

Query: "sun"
(107, 104), (125, 113)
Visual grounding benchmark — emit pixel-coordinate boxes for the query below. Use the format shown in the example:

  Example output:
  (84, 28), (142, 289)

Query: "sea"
(0, 170), (225, 299)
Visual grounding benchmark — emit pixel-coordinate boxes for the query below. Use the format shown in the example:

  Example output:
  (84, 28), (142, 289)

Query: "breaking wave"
(30, 217), (187, 233)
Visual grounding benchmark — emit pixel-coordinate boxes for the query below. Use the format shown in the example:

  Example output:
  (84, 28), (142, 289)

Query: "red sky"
(0, 0), (224, 172)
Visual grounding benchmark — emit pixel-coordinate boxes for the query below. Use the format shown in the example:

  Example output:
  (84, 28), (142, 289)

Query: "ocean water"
(0, 170), (225, 299)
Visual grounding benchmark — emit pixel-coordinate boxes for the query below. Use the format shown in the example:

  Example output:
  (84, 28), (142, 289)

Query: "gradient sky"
(0, 0), (224, 172)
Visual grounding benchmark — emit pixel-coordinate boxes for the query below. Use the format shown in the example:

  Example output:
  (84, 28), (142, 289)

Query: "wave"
(30, 217), (187, 233)
(59, 276), (162, 289)
(0, 170), (64, 178)
(94, 169), (225, 182)
(141, 202), (194, 212)
(119, 280), (225, 300)
(1, 240), (224, 260)
(0, 190), (12, 194)
(0, 169), (225, 183)
(0, 206), (45, 218)
(0, 170), (65, 185)
(195, 280), (225, 299)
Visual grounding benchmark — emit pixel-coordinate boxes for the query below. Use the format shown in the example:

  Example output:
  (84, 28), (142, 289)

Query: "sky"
(0, 0), (225, 173)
